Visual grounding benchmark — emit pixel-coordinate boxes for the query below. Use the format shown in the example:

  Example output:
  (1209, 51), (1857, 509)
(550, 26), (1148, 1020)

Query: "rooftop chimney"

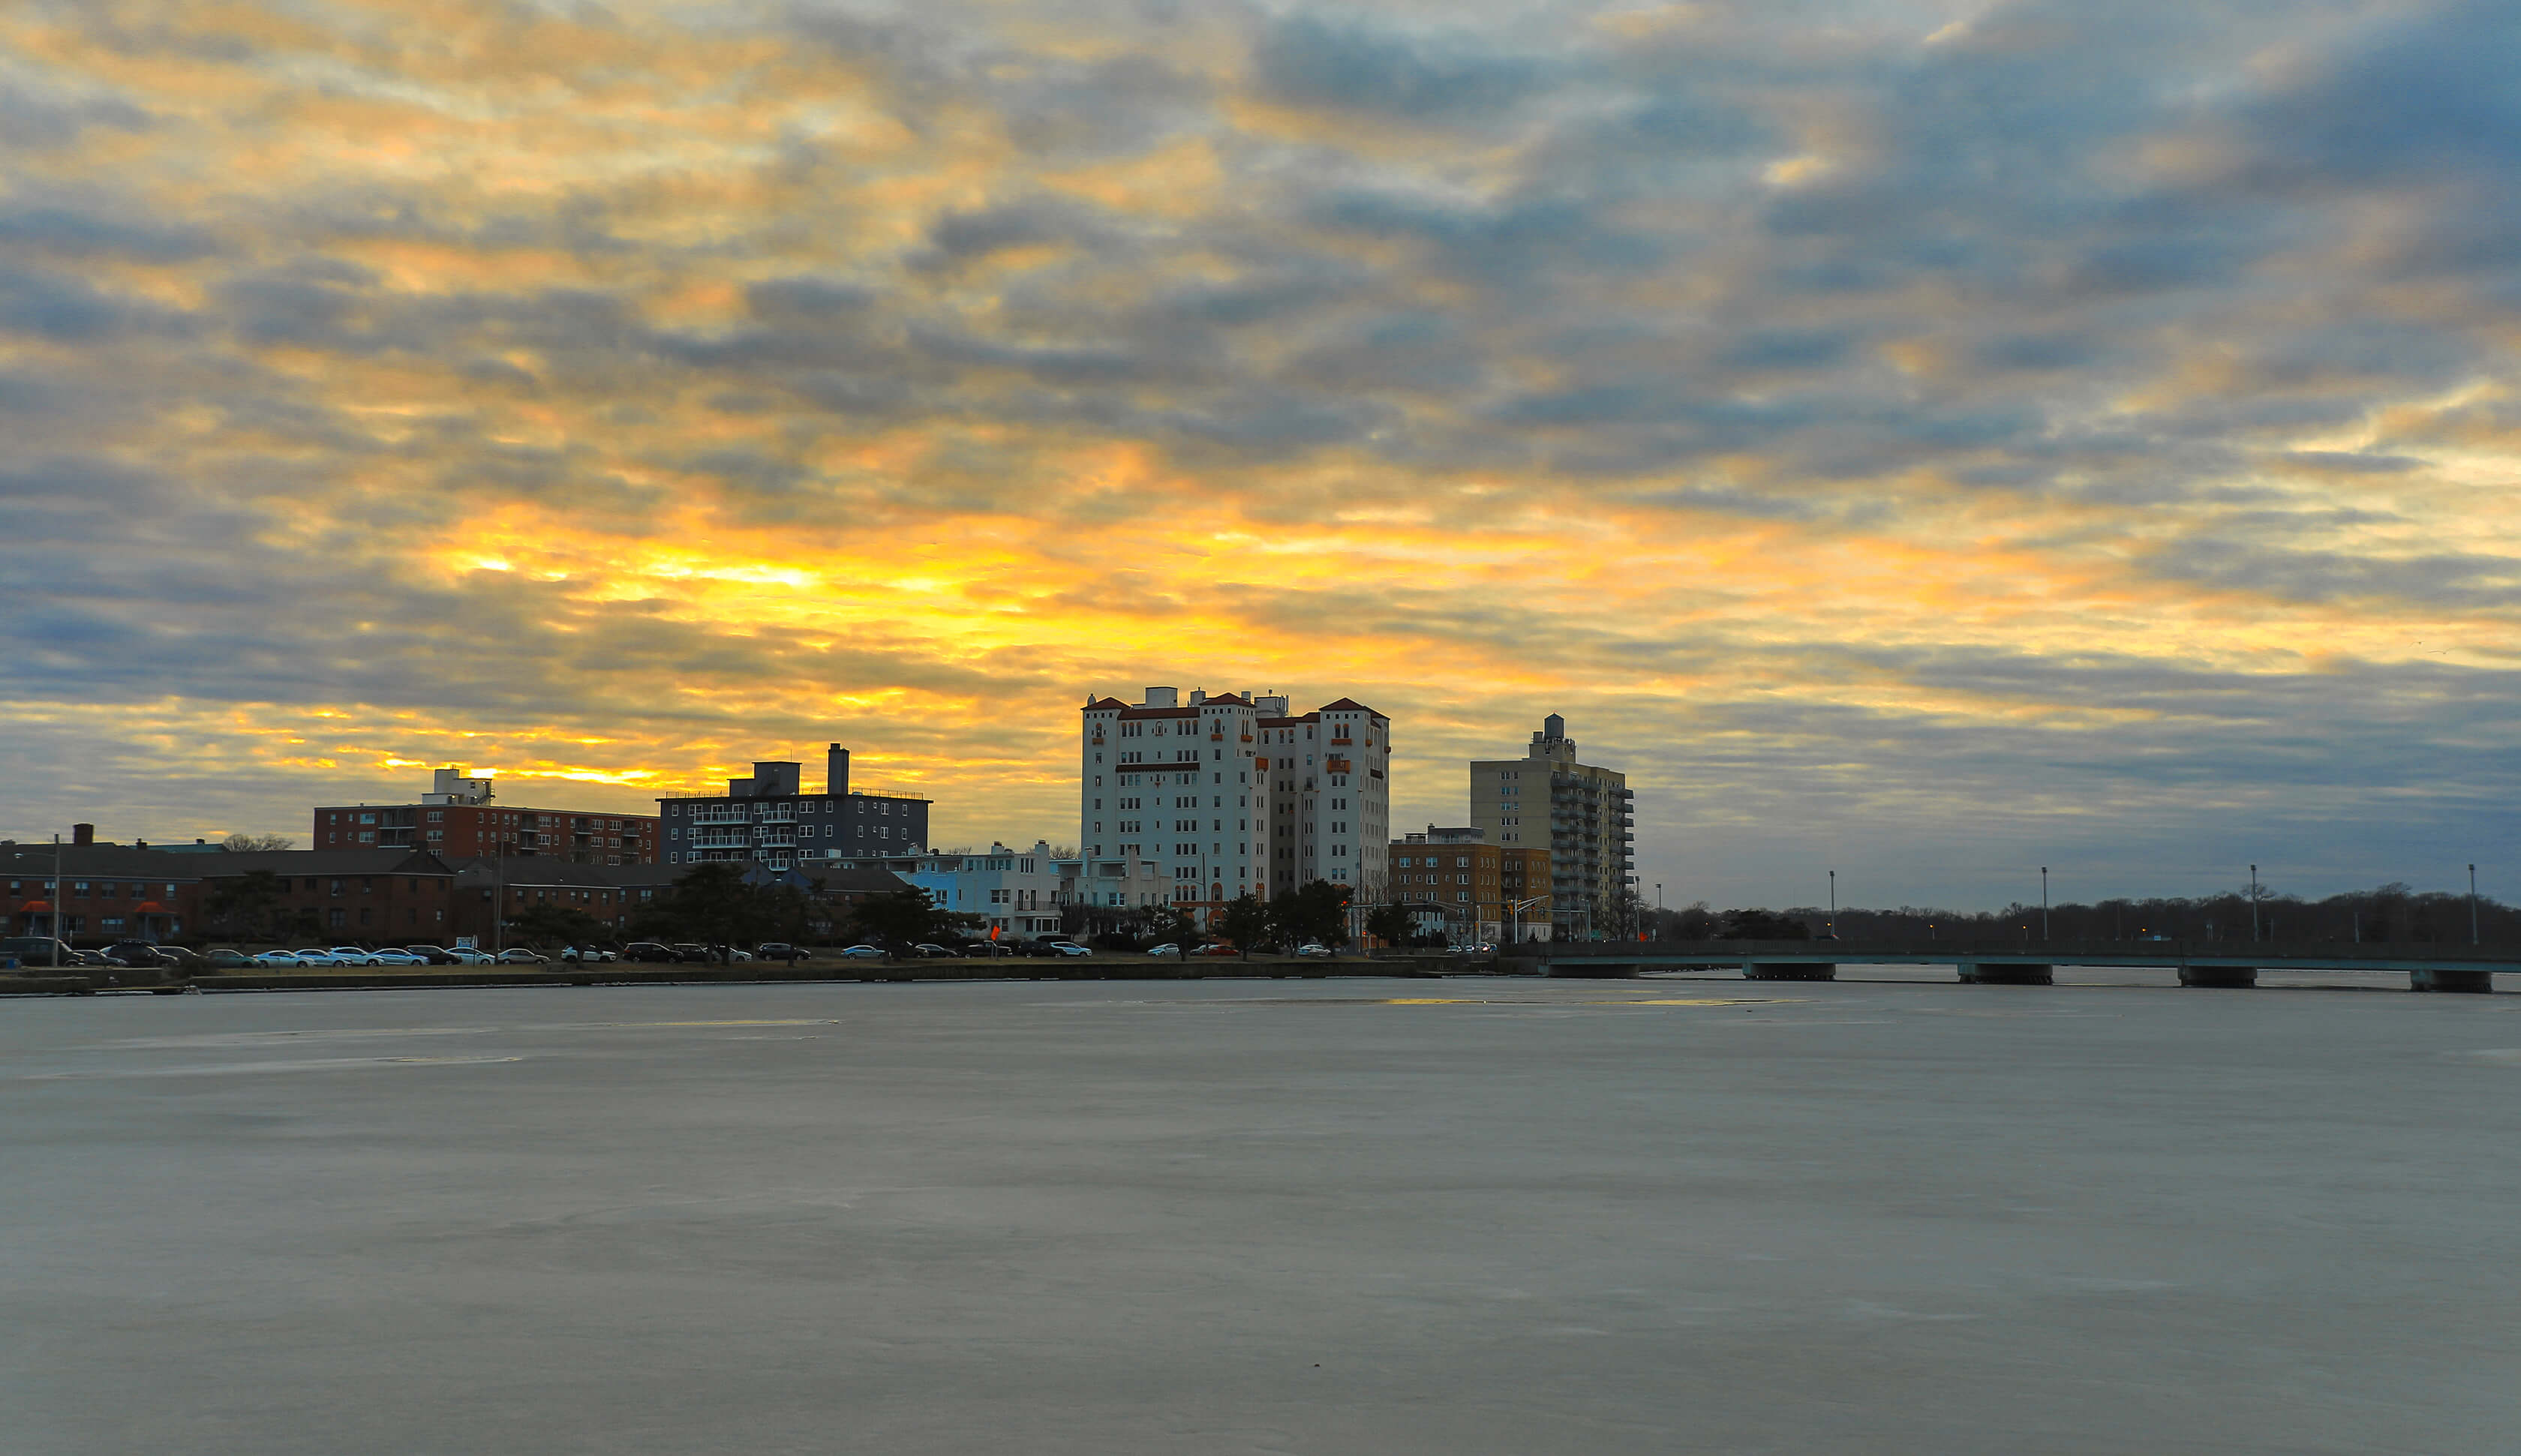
(72, 823), (94, 845)
(827, 744), (851, 797)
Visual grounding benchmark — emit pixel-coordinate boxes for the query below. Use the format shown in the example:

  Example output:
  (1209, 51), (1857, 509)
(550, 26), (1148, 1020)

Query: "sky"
(4, 0), (2519, 910)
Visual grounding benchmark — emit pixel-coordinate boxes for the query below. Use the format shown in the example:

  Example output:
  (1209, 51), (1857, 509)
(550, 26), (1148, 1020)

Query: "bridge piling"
(2178, 965), (2258, 989)
(1958, 962), (2053, 986)
(2410, 968), (2494, 993)
(1743, 962), (1836, 981)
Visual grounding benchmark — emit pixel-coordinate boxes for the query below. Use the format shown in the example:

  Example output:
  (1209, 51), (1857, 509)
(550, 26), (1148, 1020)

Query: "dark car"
(2, 936), (80, 968)
(618, 941), (678, 964)
(203, 947), (254, 969)
(963, 941), (1016, 958)
(670, 943), (720, 964)
(101, 941), (178, 968)
(910, 943), (957, 958)
(756, 943), (811, 962)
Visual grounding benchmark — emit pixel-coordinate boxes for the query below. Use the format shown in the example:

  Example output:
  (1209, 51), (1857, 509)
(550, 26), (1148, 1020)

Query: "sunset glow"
(6, 0), (2517, 903)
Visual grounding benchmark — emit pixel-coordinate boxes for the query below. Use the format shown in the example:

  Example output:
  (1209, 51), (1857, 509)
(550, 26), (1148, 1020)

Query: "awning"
(17, 899), (51, 912)
(134, 901), (169, 914)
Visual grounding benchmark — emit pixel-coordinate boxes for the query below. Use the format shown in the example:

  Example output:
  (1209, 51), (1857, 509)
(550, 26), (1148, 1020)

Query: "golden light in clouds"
(4, 0), (2518, 902)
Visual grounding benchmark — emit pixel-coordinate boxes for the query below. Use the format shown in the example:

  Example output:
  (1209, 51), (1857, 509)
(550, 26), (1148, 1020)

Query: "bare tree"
(223, 833), (296, 852)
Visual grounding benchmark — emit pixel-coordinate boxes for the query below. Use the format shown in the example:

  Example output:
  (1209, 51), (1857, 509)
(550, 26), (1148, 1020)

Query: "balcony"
(689, 830), (750, 849)
(756, 806), (797, 823)
(753, 827), (798, 848)
(690, 809), (747, 825)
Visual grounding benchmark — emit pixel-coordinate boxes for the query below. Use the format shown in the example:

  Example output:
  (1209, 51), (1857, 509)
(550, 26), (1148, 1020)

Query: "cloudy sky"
(5, 0), (2517, 908)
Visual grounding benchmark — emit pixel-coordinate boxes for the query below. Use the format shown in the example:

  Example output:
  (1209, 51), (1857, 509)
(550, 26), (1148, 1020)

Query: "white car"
(445, 947), (497, 965)
(1044, 941), (1091, 957)
(1294, 943), (1334, 958)
(288, 949), (343, 967)
(250, 950), (306, 966)
(1146, 943), (1180, 956)
(838, 944), (884, 959)
(327, 947), (384, 966)
(497, 948), (549, 965)
(367, 948), (428, 966)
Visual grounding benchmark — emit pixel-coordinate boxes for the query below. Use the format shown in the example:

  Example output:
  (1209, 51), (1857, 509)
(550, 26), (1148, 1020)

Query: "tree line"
(1642, 882), (2518, 946)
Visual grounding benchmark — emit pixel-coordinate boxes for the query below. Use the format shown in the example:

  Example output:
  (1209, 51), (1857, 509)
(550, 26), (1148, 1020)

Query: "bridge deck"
(1513, 938), (2521, 976)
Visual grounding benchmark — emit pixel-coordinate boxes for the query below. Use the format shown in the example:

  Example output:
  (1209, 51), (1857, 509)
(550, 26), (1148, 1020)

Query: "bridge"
(1507, 938), (2513, 992)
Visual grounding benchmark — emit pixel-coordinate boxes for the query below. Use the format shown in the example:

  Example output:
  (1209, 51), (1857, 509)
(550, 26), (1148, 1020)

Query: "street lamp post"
(1828, 869), (1836, 938)
(2470, 863), (2480, 946)
(2040, 866), (2048, 941)
(2249, 864), (2259, 943)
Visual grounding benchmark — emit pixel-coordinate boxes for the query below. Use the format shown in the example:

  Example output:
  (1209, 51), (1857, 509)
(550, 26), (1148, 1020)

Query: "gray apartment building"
(657, 745), (931, 870)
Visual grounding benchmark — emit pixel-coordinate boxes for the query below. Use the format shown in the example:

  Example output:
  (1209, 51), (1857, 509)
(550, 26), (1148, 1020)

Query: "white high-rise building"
(1080, 686), (1390, 925)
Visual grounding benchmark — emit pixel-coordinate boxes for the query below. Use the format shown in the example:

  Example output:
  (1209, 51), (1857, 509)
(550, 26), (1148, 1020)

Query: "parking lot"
(5, 976), (2517, 1453)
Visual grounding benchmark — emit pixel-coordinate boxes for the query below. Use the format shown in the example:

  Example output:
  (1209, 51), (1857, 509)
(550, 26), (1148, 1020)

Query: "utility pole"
(2040, 866), (2048, 941)
(2470, 863), (2480, 946)
(51, 832), (64, 967)
(1828, 869), (1836, 938)
(2249, 864), (2259, 943)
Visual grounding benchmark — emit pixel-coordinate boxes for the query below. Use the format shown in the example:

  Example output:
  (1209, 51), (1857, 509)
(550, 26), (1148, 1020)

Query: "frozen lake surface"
(5, 976), (2516, 1454)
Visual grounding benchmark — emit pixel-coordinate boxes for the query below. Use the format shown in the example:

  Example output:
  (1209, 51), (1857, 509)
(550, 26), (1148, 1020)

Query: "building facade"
(314, 767), (659, 863)
(822, 842), (1065, 938)
(1471, 714), (1634, 940)
(1387, 826), (1555, 943)
(2, 839), (208, 941)
(1080, 686), (1389, 926)
(658, 744), (930, 870)
(200, 849), (462, 941)
(448, 857), (909, 947)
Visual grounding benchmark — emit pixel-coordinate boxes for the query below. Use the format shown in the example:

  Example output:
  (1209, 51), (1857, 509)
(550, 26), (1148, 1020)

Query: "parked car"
(101, 941), (177, 968)
(250, 949), (306, 966)
(401, 945), (461, 965)
(911, 943), (957, 958)
(327, 947), (384, 966)
(1146, 943), (1181, 956)
(203, 947), (254, 969)
(620, 941), (681, 964)
(1294, 943), (1334, 958)
(443, 947), (497, 965)
(671, 943), (717, 963)
(756, 943), (810, 962)
(68, 948), (115, 967)
(1042, 941), (1090, 958)
(0, 935), (78, 966)
(287, 949), (343, 966)
(838, 944), (884, 959)
(497, 948), (549, 965)
(1196, 942), (1242, 957)
(367, 948), (428, 967)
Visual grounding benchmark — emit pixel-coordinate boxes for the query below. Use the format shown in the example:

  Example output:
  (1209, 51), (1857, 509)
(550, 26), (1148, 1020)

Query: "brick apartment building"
(314, 767), (658, 863)
(446, 857), (914, 947)
(200, 849), (462, 940)
(1387, 825), (1553, 943)
(2, 833), (208, 941)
